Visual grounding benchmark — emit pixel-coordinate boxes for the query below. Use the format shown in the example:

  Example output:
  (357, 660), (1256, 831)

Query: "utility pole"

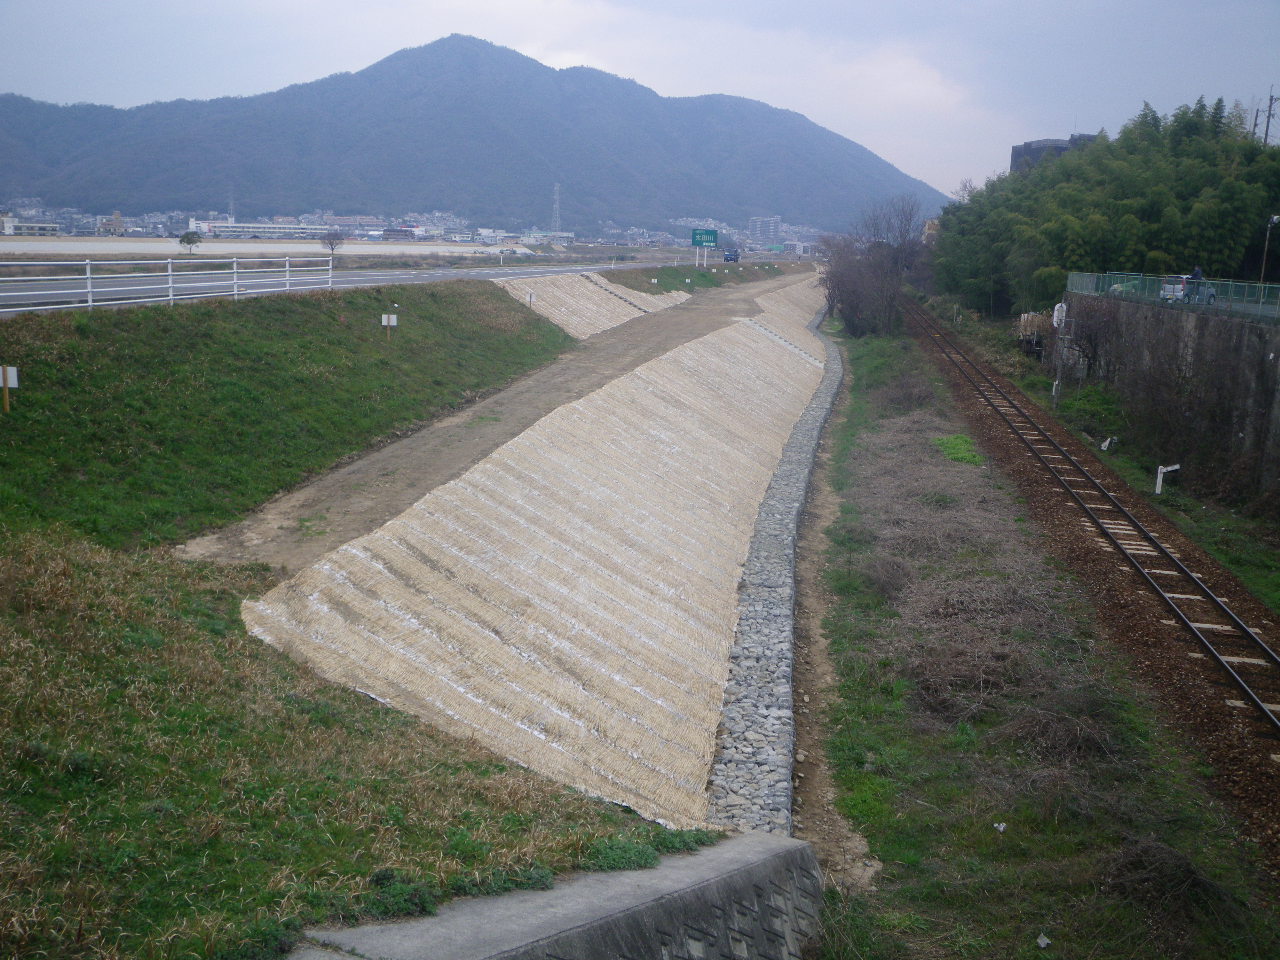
(1262, 215), (1280, 284)
(1265, 86), (1277, 146)
(551, 183), (561, 235)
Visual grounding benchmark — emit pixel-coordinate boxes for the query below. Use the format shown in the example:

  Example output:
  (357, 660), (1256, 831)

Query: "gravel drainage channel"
(707, 310), (843, 834)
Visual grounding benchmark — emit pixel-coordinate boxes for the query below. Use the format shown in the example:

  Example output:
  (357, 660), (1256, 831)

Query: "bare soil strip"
(791, 415), (882, 894)
(179, 274), (809, 577)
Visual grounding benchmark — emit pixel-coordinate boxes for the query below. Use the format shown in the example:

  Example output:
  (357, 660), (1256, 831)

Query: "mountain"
(0, 35), (947, 232)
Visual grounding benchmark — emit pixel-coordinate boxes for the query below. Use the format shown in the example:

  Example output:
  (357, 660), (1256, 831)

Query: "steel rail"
(903, 300), (1280, 739)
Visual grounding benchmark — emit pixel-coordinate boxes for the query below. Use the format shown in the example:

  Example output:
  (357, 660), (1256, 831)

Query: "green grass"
(933, 433), (984, 465)
(1099, 454), (1280, 613)
(0, 281), (573, 548)
(811, 333), (1279, 959)
(0, 527), (696, 959)
(0, 277), (724, 958)
(606, 261), (794, 294)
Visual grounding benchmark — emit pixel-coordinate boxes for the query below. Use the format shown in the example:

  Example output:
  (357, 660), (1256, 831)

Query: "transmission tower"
(551, 183), (561, 234)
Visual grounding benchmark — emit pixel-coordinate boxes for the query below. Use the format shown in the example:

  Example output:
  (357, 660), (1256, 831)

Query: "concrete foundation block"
(301, 832), (822, 960)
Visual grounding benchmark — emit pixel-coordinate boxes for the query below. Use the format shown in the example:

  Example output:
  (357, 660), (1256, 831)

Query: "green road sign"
(692, 229), (718, 247)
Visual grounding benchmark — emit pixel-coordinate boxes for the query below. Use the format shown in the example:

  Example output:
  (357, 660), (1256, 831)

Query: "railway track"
(903, 299), (1280, 748)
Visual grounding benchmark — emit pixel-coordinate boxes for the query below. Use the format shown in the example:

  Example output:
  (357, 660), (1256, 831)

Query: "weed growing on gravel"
(810, 334), (1279, 959)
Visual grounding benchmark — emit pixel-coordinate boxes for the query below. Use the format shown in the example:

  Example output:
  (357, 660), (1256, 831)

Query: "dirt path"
(791, 405), (882, 894)
(177, 273), (813, 578)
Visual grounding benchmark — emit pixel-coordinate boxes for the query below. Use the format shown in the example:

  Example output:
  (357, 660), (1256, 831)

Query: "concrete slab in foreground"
(296, 831), (822, 960)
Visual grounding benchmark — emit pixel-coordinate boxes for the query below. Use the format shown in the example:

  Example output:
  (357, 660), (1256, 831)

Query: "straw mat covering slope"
(243, 286), (823, 827)
(494, 273), (689, 338)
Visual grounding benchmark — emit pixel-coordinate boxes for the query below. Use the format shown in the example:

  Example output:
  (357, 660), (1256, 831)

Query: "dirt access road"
(178, 272), (816, 578)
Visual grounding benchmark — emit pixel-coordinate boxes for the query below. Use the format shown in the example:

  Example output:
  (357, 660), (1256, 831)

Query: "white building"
(1, 215), (58, 236)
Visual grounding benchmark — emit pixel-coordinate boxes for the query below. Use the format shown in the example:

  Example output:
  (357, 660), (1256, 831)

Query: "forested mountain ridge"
(934, 98), (1280, 314)
(0, 34), (946, 232)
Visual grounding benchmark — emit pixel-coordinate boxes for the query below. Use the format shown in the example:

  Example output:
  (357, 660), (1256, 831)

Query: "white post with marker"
(1, 365), (17, 414)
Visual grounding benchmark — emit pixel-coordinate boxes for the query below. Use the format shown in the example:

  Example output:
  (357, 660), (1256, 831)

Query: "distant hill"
(0, 35), (946, 232)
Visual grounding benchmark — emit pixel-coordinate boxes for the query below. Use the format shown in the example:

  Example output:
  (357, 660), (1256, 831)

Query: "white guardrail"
(0, 257), (334, 315)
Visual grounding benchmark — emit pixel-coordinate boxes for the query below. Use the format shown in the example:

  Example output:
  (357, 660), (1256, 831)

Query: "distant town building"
(521, 230), (575, 244)
(97, 211), (126, 236)
(1, 215), (58, 236)
(188, 219), (336, 239)
(748, 216), (782, 244)
(1009, 133), (1098, 173)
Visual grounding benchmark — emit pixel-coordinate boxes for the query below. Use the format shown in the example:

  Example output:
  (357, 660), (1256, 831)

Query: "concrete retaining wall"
(1064, 292), (1280, 505)
(295, 832), (822, 960)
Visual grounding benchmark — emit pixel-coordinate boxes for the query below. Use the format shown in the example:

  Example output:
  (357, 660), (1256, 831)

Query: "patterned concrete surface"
(242, 279), (824, 827)
(494, 272), (689, 338)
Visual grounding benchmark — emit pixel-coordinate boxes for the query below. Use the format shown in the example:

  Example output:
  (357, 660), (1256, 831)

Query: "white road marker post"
(2, 365), (17, 414)
(1155, 463), (1180, 494)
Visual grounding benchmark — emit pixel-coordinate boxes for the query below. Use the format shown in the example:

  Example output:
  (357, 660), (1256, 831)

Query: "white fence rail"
(0, 257), (334, 315)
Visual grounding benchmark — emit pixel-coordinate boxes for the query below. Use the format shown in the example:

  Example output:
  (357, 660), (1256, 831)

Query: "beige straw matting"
(243, 280), (824, 828)
(494, 272), (690, 338)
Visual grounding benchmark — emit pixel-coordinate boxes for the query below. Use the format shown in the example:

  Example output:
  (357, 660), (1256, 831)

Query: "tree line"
(932, 97), (1280, 315)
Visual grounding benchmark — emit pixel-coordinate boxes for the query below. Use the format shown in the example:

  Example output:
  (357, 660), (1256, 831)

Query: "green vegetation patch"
(0, 526), (715, 958)
(811, 333), (1278, 959)
(606, 261), (794, 294)
(0, 281), (573, 548)
(0, 280), (726, 958)
(933, 433), (984, 465)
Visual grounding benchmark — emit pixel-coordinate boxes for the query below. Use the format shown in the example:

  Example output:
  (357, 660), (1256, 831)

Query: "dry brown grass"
(1102, 835), (1248, 932)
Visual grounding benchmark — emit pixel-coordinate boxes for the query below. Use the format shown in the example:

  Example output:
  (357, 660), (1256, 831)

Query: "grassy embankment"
(0, 279), (714, 960)
(933, 302), (1280, 615)
(810, 333), (1279, 959)
(607, 260), (802, 294)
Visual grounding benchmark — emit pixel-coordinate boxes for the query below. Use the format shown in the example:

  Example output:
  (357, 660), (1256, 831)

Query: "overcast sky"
(2, 0), (1276, 199)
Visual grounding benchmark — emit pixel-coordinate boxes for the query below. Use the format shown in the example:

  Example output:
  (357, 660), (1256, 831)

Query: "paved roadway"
(0, 261), (660, 313)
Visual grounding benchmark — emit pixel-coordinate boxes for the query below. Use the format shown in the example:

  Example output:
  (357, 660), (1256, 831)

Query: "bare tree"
(951, 178), (978, 203)
(860, 194), (925, 274)
(820, 195), (927, 336)
(320, 230), (346, 254)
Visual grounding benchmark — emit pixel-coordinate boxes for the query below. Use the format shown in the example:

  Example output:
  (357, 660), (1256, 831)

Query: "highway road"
(0, 261), (659, 314)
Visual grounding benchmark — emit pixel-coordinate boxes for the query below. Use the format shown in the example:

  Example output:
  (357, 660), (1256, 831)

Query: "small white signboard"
(1, 366), (16, 388)
(381, 314), (398, 327)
